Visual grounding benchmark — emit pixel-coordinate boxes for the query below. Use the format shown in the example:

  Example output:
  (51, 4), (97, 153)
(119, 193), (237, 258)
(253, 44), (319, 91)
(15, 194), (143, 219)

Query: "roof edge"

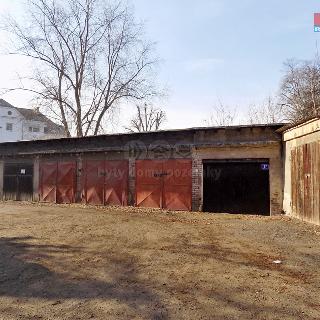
(0, 122), (287, 146)
(276, 117), (320, 133)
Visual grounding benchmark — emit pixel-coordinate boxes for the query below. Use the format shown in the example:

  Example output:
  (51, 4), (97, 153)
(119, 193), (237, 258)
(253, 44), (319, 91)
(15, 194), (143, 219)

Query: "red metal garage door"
(39, 162), (57, 202)
(163, 160), (192, 211)
(40, 161), (76, 204)
(105, 161), (128, 206)
(83, 160), (105, 205)
(83, 160), (128, 206)
(136, 160), (162, 208)
(136, 160), (192, 211)
(56, 162), (76, 203)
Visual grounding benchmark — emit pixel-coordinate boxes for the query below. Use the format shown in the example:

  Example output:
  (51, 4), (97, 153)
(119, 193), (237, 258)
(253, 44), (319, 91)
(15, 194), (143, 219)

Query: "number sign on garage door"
(83, 160), (128, 206)
(136, 160), (192, 211)
(40, 161), (76, 204)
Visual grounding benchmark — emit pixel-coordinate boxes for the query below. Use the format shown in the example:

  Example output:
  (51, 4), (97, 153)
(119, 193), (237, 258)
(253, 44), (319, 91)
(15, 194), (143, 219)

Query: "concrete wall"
(283, 118), (320, 217)
(191, 142), (283, 215)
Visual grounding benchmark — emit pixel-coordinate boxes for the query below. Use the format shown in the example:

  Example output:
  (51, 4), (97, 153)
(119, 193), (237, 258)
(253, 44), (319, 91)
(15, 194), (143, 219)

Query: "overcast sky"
(0, 1), (319, 131)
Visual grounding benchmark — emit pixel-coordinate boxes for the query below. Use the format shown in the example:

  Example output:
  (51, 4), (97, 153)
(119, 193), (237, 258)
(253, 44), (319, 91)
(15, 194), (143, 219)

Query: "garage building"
(0, 123), (284, 215)
(282, 117), (320, 225)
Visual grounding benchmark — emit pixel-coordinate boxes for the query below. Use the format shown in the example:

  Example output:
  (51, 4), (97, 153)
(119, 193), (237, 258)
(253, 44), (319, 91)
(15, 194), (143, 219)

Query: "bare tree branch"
(125, 103), (166, 132)
(247, 96), (285, 124)
(280, 58), (320, 122)
(4, 0), (159, 136)
(204, 102), (237, 126)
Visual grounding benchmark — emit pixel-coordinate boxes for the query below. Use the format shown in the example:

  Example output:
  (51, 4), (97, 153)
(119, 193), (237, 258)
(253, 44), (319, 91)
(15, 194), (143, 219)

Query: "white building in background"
(0, 99), (65, 142)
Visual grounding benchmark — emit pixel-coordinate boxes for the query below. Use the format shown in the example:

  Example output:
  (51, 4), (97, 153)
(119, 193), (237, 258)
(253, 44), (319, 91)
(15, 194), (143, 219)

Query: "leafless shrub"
(247, 96), (285, 124)
(204, 102), (237, 126)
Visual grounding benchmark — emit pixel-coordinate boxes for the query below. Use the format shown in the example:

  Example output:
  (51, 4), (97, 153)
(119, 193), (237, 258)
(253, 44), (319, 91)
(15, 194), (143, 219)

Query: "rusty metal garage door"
(136, 160), (162, 208)
(136, 160), (192, 211)
(40, 161), (76, 203)
(83, 160), (128, 206)
(39, 162), (57, 202)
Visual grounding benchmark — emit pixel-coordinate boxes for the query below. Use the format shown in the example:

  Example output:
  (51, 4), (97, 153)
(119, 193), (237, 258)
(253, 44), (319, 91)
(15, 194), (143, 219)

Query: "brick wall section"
(192, 153), (202, 211)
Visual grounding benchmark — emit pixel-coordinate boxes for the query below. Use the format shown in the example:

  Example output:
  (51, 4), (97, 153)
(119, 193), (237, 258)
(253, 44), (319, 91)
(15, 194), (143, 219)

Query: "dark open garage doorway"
(203, 160), (270, 215)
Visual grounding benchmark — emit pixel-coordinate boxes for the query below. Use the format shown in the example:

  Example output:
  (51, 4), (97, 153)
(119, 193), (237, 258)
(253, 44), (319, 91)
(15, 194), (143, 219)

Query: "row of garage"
(2, 157), (274, 215)
(0, 123), (287, 216)
(3, 159), (193, 211)
(1, 120), (320, 222)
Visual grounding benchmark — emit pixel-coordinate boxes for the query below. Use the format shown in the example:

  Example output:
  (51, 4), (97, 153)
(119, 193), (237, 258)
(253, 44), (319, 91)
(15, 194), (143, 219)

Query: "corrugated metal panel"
(83, 160), (128, 206)
(40, 161), (76, 204)
(136, 160), (192, 211)
(291, 142), (320, 224)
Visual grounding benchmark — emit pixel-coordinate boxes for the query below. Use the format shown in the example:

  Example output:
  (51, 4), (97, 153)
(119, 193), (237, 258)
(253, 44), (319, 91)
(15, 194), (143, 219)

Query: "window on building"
(7, 111), (12, 115)
(28, 127), (40, 133)
(6, 123), (13, 131)
(44, 127), (48, 133)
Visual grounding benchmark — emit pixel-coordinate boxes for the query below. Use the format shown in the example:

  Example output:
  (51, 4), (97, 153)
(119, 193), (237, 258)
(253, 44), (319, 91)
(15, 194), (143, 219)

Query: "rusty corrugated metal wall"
(291, 142), (320, 224)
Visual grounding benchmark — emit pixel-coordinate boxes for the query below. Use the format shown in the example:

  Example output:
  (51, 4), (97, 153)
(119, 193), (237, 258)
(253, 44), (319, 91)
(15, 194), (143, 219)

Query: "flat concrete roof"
(0, 123), (286, 147)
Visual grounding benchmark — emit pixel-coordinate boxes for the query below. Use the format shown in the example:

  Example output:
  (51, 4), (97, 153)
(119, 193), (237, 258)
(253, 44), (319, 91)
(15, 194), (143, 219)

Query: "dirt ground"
(0, 203), (319, 320)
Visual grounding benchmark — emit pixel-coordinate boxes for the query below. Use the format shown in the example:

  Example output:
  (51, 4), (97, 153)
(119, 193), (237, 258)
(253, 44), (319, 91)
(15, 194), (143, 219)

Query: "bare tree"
(204, 102), (237, 126)
(280, 58), (320, 122)
(126, 103), (166, 132)
(247, 96), (285, 124)
(4, 0), (158, 137)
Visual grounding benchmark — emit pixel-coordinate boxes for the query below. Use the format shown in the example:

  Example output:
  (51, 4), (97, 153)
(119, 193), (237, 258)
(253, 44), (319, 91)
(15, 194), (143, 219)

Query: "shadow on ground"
(0, 236), (168, 319)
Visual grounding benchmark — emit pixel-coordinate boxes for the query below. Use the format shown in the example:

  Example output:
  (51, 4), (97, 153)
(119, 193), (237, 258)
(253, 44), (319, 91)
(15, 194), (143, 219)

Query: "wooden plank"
(291, 149), (297, 216)
(297, 146), (304, 220)
(311, 143), (318, 224)
(303, 144), (312, 222)
(315, 142), (320, 224)
(292, 142), (320, 225)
